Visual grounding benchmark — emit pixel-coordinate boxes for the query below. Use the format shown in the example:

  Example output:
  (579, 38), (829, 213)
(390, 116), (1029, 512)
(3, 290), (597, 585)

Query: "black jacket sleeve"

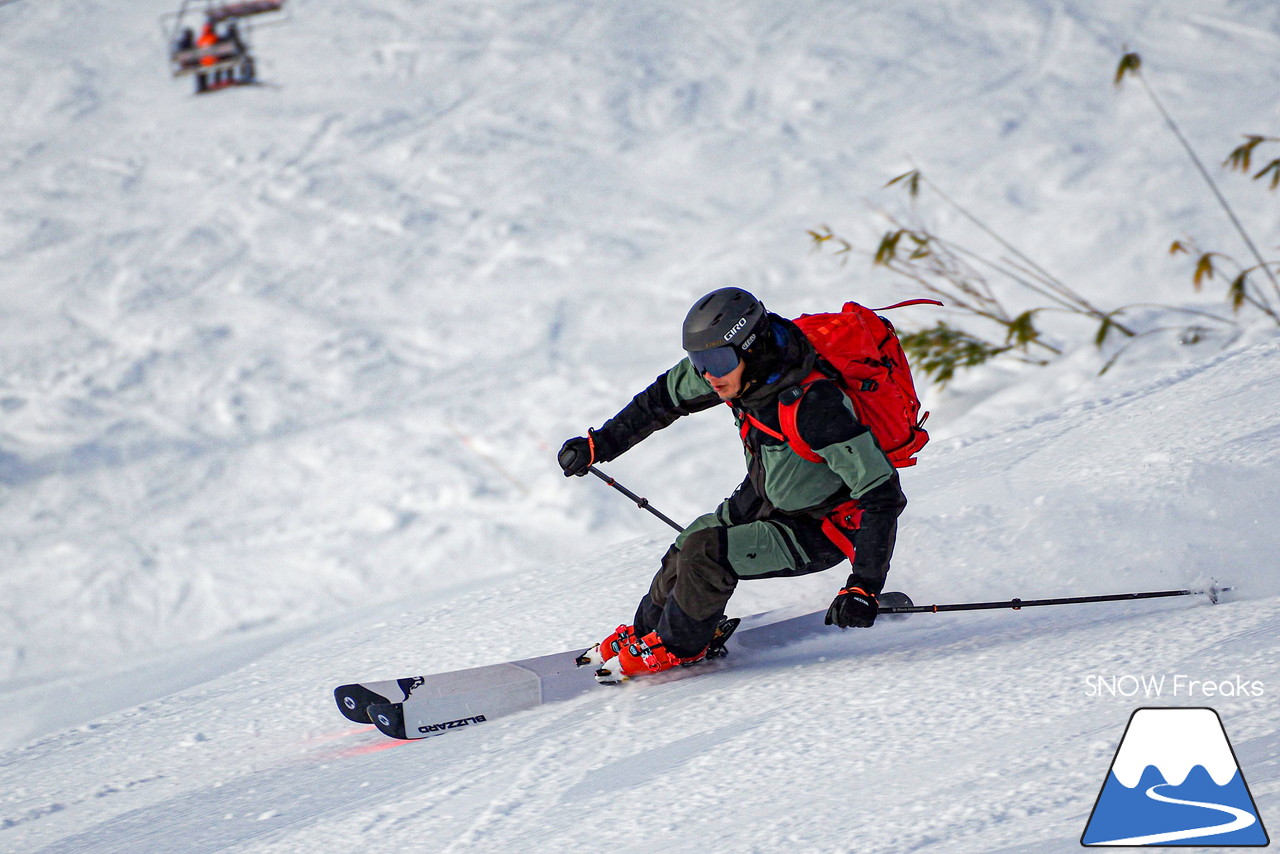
(592, 370), (721, 461)
(846, 471), (907, 595)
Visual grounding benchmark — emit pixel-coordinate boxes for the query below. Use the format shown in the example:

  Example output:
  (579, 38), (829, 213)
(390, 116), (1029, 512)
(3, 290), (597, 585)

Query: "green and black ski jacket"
(590, 316), (907, 590)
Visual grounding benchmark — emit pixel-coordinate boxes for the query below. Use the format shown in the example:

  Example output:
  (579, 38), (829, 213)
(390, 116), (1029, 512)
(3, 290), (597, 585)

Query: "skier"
(223, 22), (255, 86)
(174, 27), (197, 70)
(559, 287), (908, 681)
(194, 21), (219, 93)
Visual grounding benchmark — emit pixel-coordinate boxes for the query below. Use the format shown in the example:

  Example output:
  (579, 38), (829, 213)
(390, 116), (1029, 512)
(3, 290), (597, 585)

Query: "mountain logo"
(1081, 707), (1269, 847)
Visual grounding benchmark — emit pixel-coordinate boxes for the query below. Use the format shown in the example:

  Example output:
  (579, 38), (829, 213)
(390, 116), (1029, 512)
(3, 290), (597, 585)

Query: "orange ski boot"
(575, 624), (638, 668)
(594, 630), (708, 684)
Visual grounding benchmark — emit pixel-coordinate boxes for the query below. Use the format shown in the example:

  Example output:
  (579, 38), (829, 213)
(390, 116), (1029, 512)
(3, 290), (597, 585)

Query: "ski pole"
(881, 585), (1229, 615)
(579, 470), (1232, 613)
(587, 465), (685, 533)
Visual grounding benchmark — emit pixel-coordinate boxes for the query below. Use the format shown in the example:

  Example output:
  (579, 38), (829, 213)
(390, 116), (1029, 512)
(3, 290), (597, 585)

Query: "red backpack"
(742, 299), (939, 468)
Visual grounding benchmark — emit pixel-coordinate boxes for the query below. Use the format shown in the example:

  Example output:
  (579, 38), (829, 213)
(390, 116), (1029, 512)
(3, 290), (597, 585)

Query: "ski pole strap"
(880, 586), (1228, 614)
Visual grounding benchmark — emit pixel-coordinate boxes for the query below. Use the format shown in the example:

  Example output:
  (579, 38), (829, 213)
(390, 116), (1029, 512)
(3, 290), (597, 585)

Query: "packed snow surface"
(1, 0), (1278, 851)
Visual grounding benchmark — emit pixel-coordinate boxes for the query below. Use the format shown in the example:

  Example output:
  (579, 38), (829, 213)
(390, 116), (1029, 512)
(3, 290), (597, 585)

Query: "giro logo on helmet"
(723, 317), (749, 342)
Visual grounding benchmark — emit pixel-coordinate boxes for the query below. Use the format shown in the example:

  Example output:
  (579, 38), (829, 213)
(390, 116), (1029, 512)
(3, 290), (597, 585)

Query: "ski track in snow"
(2, 0), (1280, 851)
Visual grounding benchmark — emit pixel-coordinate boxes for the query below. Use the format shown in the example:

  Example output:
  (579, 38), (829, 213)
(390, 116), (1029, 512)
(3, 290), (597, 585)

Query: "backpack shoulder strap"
(773, 369), (827, 464)
(734, 373), (826, 464)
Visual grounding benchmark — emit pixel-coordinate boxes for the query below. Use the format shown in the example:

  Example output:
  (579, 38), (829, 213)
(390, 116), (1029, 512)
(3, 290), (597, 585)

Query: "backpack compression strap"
(821, 499), (864, 562)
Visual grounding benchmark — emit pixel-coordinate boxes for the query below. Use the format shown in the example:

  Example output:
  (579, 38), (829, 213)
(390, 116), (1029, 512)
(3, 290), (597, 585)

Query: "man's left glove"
(824, 585), (878, 628)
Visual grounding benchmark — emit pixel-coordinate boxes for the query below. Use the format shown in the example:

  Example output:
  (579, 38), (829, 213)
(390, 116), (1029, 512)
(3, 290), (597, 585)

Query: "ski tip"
(367, 702), (410, 740)
(334, 684), (393, 723)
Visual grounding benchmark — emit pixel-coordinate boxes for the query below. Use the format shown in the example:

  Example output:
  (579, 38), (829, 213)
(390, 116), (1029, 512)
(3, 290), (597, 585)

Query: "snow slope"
(1, 0), (1279, 850)
(4, 336), (1279, 853)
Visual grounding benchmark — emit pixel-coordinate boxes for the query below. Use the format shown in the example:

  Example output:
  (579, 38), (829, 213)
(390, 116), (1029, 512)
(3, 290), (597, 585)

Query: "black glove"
(557, 434), (596, 477)
(825, 584), (878, 628)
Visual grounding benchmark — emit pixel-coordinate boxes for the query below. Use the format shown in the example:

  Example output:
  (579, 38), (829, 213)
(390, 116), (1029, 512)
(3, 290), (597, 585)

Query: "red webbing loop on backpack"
(869, 299), (944, 312)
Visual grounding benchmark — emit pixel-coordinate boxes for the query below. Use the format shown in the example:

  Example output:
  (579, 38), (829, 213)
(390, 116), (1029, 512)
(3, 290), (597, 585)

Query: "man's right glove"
(824, 585), (878, 628)
(557, 432), (597, 477)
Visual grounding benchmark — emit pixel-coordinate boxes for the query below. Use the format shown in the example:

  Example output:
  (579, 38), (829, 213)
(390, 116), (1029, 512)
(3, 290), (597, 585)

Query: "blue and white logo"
(1082, 707), (1269, 847)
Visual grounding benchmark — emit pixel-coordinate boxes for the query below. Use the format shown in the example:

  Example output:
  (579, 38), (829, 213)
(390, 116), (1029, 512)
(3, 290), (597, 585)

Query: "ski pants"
(633, 509), (846, 658)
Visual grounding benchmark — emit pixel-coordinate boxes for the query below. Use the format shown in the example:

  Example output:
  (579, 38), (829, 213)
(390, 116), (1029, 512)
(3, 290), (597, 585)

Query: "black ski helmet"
(682, 287), (768, 377)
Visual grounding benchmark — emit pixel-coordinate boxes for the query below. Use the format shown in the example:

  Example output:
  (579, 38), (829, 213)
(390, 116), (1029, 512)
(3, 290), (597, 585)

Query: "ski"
(347, 594), (915, 740)
(364, 650), (589, 740)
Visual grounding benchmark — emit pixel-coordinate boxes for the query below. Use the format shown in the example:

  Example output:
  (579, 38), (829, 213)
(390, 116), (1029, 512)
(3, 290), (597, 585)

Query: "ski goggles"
(687, 345), (741, 378)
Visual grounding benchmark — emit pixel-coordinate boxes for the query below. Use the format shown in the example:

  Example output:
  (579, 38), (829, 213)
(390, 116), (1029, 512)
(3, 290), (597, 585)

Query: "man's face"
(704, 359), (747, 400)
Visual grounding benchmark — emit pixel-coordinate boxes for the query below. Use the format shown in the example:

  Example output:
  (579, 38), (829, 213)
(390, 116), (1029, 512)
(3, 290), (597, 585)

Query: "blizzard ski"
(345, 593), (914, 740)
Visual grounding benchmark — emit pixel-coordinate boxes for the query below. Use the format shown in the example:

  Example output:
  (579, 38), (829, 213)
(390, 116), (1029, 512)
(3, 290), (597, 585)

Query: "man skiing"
(559, 287), (908, 682)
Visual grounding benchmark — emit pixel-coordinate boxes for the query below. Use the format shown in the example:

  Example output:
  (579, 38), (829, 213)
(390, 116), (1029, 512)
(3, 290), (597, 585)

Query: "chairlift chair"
(161, 0), (288, 93)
